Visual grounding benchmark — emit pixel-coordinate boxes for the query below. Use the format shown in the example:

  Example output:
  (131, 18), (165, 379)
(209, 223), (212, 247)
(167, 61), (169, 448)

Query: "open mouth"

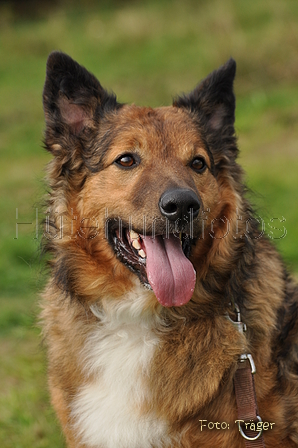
(109, 227), (197, 307)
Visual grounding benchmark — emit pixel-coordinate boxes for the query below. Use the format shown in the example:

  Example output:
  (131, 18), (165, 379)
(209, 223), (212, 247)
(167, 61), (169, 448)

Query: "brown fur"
(41, 53), (298, 447)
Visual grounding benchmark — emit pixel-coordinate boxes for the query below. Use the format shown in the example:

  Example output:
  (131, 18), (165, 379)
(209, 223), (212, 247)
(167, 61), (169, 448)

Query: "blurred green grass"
(0, 0), (297, 446)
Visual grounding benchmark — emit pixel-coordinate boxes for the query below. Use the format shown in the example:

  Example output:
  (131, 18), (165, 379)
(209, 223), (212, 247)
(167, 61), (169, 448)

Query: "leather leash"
(227, 304), (266, 447)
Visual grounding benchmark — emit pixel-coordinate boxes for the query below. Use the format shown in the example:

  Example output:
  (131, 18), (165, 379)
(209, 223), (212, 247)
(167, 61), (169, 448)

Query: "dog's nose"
(159, 188), (201, 222)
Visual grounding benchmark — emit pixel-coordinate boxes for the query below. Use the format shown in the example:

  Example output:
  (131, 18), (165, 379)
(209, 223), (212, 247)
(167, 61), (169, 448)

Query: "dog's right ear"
(43, 52), (119, 144)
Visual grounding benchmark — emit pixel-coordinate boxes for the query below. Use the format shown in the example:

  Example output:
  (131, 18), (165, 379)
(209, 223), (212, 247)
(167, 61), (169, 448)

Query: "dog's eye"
(115, 154), (137, 168)
(191, 157), (206, 173)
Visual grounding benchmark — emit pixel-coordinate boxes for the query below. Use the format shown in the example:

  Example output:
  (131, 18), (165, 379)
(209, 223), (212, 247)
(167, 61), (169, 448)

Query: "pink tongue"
(142, 234), (196, 307)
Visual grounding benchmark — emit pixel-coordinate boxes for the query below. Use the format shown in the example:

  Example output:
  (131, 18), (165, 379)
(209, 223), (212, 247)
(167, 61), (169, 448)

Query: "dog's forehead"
(109, 104), (205, 154)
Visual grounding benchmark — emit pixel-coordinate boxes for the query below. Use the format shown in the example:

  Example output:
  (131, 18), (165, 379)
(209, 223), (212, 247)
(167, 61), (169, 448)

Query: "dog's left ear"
(173, 58), (236, 135)
(43, 52), (119, 141)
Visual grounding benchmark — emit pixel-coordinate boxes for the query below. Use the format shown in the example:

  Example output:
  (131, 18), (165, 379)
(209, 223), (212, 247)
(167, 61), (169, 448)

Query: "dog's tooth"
(132, 239), (141, 250)
(130, 230), (139, 240)
(179, 232), (183, 245)
(138, 249), (146, 258)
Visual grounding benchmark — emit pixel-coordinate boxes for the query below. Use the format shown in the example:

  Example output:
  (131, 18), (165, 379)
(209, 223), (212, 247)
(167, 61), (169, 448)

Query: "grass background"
(0, 0), (297, 446)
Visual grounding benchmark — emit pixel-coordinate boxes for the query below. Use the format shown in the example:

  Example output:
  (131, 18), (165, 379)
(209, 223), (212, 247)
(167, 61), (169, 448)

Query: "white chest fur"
(71, 288), (169, 448)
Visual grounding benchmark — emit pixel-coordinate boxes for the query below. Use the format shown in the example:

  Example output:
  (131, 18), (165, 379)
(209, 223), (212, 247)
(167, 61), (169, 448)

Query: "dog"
(41, 52), (298, 447)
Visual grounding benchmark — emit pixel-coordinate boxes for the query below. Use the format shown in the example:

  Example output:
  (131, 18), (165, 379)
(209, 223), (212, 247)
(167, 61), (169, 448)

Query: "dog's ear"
(43, 52), (119, 140)
(173, 58), (236, 135)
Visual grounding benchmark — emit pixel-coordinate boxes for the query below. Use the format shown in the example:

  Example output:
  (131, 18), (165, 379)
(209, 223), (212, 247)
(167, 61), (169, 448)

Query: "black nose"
(159, 188), (201, 222)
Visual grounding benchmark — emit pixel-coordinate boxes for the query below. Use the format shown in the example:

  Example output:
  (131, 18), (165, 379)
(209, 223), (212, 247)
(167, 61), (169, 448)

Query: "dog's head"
(43, 53), (243, 308)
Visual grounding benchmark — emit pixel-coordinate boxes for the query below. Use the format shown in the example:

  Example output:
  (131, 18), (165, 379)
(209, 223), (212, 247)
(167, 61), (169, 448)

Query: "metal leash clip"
(236, 415), (263, 441)
(226, 303), (247, 334)
(239, 353), (256, 375)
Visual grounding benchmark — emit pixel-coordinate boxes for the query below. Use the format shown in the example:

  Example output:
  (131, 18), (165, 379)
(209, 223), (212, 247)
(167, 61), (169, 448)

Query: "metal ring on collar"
(237, 415), (263, 441)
